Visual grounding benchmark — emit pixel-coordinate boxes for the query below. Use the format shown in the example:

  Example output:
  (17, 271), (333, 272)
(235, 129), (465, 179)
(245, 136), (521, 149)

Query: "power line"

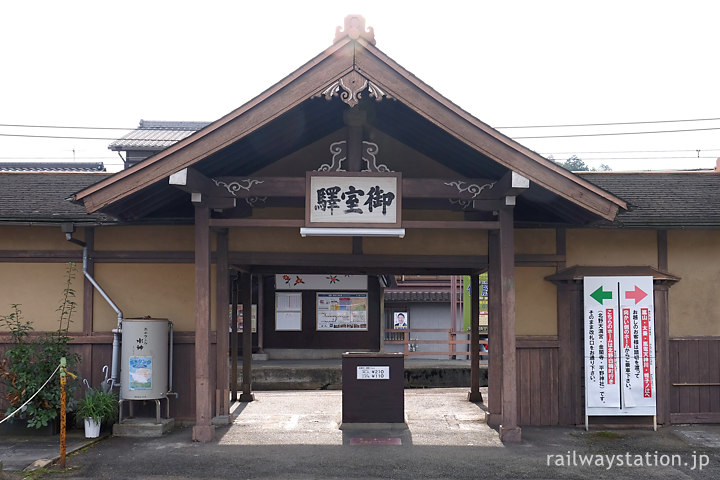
(542, 148), (720, 155)
(513, 126), (720, 139)
(3, 116), (720, 132)
(0, 133), (146, 141)
(0, 123), (134, 131)
(496, 117), (720, 129)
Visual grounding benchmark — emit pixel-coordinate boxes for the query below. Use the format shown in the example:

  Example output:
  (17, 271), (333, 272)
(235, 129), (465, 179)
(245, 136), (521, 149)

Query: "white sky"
(1, 0), (718, 172)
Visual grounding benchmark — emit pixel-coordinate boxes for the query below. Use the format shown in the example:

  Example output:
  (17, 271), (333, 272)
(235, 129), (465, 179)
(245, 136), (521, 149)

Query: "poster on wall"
(316, 292), (368, 331)
(584, 276), (656, 420)
(276, 292), (302, 331)
(229, 304), (257, 333)
(393, 312), (408, 329)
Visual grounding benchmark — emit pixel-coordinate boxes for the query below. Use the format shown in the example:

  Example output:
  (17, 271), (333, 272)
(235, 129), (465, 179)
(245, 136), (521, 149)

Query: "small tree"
(0, 263), (81, 429)
(554, 155), (611, 172)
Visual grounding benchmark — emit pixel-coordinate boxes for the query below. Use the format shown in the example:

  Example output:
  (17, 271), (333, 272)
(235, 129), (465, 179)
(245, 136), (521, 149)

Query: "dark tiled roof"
(580, 171), (720, 227)
(385, 290), (463, 303)
(108, 120), (210, 151)
(0, 172), (115, 224)
(0, 162), (106, 172)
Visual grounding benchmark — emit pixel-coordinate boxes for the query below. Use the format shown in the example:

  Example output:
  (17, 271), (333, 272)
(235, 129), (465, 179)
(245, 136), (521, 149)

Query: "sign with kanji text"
(306, 172), (402, 228)
(584, 276), (656, 418)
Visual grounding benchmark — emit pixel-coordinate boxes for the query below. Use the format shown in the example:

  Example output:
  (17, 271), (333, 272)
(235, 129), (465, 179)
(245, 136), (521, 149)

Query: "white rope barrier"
(0, 363), (61, 425)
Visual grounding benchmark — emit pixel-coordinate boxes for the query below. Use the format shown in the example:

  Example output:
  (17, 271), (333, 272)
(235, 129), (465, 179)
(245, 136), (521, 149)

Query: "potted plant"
(76, 389), (118, 438)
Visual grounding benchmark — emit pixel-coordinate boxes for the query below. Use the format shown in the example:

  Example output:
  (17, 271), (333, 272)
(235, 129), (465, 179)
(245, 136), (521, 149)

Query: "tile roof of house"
(0, 168), (718, 227)
(0, 162), (106, 172)
(0, 172), (115, 224)
(108, 120), (210, 151)
(580, 171), (720, 227)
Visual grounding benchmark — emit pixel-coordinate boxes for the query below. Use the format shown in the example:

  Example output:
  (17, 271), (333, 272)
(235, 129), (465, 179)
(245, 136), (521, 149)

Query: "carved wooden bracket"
(314, 71), (393, 108)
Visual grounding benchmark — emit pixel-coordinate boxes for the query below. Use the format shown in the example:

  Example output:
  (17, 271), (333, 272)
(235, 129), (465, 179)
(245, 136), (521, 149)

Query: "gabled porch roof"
(73, 15), (626, 226)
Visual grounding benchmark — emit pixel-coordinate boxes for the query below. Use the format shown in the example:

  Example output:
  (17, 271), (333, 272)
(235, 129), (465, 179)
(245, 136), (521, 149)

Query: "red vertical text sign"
(641, 308), (651, 397)
(606, 308), (616, 385)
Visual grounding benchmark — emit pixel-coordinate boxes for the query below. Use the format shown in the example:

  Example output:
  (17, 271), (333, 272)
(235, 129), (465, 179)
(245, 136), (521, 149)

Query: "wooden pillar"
(655, 230), (670, 424)
(487, 230), (503, 426)
(192, 206), (215, 442)
(214, 229), (230, 417)
(82, 227), (94, 336)
(498, 205), (521, 442)
(230, 275), (239, 401)
(468, 274), (483, 402)
(256, 275), (265, 354)
(239, 272), (255, 402)
(654, 284), (671, 425)
(450, 275), (458, 358)
(557, 281), (584, 425)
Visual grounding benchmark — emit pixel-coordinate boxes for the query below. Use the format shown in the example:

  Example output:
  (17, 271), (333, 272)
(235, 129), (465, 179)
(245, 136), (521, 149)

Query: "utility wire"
(0, 123), (134, 130)
(543, 148), (720, 155)
(513, 126), (720, 139)
(2, 116), (720, 132)
(496, 117), (720, 129)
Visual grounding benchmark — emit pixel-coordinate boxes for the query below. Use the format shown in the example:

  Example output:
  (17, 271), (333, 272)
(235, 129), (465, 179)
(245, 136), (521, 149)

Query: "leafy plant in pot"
(76, 388), (118, 438)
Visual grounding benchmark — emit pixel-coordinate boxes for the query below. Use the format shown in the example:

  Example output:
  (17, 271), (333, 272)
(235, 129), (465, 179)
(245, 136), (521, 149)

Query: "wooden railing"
(384, 328), (488, 359)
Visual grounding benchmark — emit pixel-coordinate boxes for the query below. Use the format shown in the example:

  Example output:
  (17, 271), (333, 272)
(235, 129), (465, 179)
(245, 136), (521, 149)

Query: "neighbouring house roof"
(0, 172), (114, 224)
(384, 290), (461, 303)
(0, 162), (106, 172)
(71, 15), (626, 225)
(108, 120), (211, 151)
(581, 171), (720, 227)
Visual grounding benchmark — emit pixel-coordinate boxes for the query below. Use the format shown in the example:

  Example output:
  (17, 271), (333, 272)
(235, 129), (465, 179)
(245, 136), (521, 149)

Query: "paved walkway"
(1, 388), (719, 479)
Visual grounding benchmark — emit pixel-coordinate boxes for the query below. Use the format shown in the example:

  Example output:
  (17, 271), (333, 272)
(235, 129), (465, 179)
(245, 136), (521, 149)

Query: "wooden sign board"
(305, 172), (402, 228)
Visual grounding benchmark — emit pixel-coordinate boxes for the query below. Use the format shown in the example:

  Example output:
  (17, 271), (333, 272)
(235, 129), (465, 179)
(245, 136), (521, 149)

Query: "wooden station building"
(2, 16), (720, 443)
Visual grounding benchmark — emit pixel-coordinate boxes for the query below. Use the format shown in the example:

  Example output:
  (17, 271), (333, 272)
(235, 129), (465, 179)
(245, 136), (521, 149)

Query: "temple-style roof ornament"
(334, 14), (375, 45)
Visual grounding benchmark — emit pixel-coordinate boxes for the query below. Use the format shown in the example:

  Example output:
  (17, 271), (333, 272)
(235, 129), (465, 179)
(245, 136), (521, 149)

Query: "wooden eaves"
(72, 24), (627, 222)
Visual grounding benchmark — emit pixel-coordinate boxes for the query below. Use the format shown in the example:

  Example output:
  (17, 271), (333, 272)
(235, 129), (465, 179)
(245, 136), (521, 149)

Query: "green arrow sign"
(590, 286), (613, 304)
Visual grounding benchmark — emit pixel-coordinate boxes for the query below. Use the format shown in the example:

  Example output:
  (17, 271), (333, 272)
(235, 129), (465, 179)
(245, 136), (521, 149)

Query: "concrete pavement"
(2, 388), (720, 479)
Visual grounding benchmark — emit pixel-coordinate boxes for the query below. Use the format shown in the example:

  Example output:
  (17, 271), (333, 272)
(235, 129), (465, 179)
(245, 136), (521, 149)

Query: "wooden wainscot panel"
(669, 337), (720, 423)
(516, 337), (559, 426)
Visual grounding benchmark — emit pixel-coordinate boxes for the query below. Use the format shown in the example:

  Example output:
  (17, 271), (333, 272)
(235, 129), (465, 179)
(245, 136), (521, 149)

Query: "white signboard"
(275, 274), (367, 290)
(316, 292), (368, 331)
(307, 174), (401, 226)
(275, 292), (302, 331)
(584, 276), (656, 418)
(357, 366), (390, 380)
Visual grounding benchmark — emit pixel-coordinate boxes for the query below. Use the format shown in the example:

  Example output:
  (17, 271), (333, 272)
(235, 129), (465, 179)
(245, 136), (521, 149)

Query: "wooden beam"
(75, 40), (356, 213)
(468, 273), (482, 402)
(169, 167), (218, 196)
(486, 230), (502, 426)
(82, 228), (94, 336)
(230, 275), (239, 402)
(192, 206), (215, 442)
(498, 206), (521, 442)
(214, 230), (230, 418)
(353, 45), (625, 220)
(239, 272), (255, 402)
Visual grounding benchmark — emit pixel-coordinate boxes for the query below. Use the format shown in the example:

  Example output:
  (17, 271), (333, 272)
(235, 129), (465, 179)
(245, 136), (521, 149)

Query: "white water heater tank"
(121, 318), (169, 400)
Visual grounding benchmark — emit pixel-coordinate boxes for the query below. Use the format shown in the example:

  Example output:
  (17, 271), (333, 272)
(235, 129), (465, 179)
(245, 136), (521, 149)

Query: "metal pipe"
(167, 321), (178, 397)
(65, 231), (124, 391)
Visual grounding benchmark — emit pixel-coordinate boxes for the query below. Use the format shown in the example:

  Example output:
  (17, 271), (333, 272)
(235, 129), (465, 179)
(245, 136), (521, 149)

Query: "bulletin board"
(276, 292), (302, 331)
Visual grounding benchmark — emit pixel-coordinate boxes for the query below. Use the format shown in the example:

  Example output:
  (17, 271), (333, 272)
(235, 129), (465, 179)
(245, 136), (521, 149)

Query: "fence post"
(404, 329), (410, 358)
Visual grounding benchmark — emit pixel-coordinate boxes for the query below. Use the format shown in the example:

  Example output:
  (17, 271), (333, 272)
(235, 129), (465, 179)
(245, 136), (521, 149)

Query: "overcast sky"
(1, 1), (718, 172)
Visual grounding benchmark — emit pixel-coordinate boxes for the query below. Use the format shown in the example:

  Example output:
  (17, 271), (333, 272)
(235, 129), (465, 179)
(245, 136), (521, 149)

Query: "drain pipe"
(65, 230), (123, 392)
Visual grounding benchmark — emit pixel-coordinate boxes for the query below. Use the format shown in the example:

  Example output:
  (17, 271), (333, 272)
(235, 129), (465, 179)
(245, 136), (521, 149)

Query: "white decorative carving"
(212, 178), (264, 197)
(245, 196), (267, 207)
(361, 141), (392, 172)
(449, 198), (473, 210)
(314, 72), (394, 107)
(444, 180), (496, 199)
(317, 141), (347, 172)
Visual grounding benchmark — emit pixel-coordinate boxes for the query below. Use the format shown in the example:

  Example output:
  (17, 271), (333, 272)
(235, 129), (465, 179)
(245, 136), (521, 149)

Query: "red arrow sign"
(625, 285), (648, 304)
